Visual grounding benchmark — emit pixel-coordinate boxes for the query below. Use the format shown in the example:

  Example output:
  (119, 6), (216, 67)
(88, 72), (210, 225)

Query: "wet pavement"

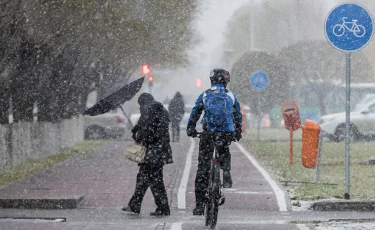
(0, 135), (375, 230)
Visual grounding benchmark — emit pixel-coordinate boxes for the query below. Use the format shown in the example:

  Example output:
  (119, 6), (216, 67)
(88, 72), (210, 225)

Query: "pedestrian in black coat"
(168, 92), (185, 142)
(122, 93), (172, 216)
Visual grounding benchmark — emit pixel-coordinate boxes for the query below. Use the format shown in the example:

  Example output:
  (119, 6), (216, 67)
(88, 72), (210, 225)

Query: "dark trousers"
(171, 121), (181, 142)
(128, 164), (170, 213)
(194, 131), (232, 207)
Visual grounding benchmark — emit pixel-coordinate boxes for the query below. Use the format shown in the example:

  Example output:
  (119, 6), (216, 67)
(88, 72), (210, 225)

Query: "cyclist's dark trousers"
(171, 121), (181, 142)
(128, 164), (170, 213)
(194, 131), (232, 207)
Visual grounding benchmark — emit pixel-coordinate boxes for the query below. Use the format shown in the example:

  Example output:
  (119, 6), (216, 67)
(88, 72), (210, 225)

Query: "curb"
(312, 200), (375, 212)
(0, 196), (84, 209)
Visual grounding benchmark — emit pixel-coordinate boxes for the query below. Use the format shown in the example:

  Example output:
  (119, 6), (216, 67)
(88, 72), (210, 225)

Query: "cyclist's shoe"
(223, 170), (232, 188)
(193, 206), (204, 216)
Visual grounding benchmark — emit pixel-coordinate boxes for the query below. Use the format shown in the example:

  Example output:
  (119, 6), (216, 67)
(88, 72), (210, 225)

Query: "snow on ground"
(291, 197), (342, 211)
(316, 221), (375, 230)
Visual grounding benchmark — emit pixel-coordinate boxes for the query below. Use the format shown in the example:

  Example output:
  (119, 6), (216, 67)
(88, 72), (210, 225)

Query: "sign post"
(325, 3), (373, 199)
(250, 71), (269, 141)
(281, 100), (301, 165)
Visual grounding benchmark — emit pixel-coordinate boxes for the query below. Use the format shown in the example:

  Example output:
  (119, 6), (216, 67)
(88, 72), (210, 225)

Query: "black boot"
(193, 205), (204, 215)
(121, 206), (140, 214)
(223, 170), (232, 188)
(150, 209), (170, 217)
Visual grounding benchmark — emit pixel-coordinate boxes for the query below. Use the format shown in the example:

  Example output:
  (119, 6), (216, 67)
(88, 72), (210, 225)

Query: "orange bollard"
(301, 120), (321, 168)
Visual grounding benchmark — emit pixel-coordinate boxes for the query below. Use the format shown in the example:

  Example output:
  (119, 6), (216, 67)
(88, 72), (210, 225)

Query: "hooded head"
(138, 93), (154, 106)
(175, 92), (182, 98)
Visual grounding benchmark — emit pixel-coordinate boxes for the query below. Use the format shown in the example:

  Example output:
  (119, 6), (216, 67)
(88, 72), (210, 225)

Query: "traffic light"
(142, 64), (150, 75)
(196, 78), (202, 88)
(148, 76), (154, 86)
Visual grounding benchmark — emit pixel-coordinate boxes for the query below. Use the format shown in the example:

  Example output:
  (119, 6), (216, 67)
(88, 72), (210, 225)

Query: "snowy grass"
(0, 140), (107, 187)
(243, 129), (375, 200)
(245, 127), (302, 140)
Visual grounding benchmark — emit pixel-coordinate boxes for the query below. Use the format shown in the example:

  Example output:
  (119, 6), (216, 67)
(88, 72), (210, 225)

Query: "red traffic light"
(148, 76), (154, 82)
(196, 78), (202, 88)
(142, 64), (150, 75)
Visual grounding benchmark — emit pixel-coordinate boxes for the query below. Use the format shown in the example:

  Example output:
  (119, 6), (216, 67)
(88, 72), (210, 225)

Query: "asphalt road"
(0, 135), (374, 230)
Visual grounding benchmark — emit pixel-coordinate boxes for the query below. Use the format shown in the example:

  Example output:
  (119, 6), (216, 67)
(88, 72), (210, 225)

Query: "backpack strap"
(226, 90), (235, 102)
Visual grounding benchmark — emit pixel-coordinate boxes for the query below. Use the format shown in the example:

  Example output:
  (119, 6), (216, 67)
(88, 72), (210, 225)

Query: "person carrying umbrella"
(122, 93), (173, 216)
(168, 92), (185, 142)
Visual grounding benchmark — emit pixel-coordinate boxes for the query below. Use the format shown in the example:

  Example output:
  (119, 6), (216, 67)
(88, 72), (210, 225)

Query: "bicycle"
(332, 17), (366, 38)
(195, 132), (226, 229)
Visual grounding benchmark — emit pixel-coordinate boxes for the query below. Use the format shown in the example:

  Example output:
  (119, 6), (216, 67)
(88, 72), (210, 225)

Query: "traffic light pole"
(149, 83), (153, 95)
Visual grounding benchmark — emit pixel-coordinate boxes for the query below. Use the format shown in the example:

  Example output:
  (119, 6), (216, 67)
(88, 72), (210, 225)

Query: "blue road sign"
(250, 71), (269, 90)
(325, 3), (373, 52)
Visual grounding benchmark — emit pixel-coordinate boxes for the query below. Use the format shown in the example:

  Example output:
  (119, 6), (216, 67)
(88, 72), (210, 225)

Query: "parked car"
(320, 100), (375, 142)
(354, 94), (375, 111)
(84, 108), (127, 139)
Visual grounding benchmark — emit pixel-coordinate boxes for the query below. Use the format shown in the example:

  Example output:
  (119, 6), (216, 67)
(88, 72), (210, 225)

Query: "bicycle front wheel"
(209, 162), (221, 229)
(208, 197), (219, 229)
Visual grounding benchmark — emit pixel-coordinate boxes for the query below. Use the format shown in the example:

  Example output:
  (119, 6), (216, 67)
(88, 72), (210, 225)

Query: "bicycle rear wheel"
(205, 194), (212, 226)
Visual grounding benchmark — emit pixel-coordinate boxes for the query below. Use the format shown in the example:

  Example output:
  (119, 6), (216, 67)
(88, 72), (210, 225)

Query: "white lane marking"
(222, 189), (273, 195)
(235, 143), (288, 212)
(170, 222), (183, 230)
(228, 191), (273, 195)
(296, 224), (310, 230)
(219, 220), (289, 225)
(177, 138), (195, 209)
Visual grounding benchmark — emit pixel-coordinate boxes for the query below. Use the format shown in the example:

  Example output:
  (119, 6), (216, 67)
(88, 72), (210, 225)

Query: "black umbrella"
(83, 76), (145, 126)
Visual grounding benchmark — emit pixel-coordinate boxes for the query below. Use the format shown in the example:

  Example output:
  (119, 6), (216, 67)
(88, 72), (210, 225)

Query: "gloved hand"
(234, 130), (242, 141)
(187, 128), (198, 137)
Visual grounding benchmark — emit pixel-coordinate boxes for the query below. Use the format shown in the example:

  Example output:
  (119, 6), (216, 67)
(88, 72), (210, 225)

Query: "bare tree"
(278, 40), (372, 114)
(231, 51), (290, 116)
(0, 0), (198, 123)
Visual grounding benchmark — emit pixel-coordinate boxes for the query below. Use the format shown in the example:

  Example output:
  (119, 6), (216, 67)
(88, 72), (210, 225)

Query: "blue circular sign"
(325, 3), (373, 52)
(250, 71), (269, 90)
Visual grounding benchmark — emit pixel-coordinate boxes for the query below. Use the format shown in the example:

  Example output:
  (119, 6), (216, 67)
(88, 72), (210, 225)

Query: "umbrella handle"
(119, 106), (134, 129)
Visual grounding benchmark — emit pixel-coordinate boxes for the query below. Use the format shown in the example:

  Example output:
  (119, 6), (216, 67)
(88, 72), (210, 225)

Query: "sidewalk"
(0, 138), (190, 211)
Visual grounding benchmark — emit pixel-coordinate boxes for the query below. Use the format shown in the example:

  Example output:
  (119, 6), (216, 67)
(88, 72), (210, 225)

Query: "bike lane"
(178, 140), (298, 229)
(184, 141), (284, 212)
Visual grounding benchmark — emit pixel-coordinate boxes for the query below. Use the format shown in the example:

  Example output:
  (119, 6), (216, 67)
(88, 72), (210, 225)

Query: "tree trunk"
(0, 87), (10, 124)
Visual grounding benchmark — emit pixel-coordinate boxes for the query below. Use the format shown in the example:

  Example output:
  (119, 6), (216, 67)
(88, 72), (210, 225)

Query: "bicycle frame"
(341, 18), (360, 32)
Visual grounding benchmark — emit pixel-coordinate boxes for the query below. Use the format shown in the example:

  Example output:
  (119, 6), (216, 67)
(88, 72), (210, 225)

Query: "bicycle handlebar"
(192, 132), (238, 142)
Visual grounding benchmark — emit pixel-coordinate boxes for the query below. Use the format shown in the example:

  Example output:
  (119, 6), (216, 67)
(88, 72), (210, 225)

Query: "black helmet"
(209, 68), (230, 85)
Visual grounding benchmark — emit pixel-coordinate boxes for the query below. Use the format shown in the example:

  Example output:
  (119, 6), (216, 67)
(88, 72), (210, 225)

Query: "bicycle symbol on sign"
(333, 17), (366, 38)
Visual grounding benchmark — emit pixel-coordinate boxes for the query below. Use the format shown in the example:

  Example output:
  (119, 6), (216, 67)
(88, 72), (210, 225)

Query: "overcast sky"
(189, 0), (250, 76)
(189, 0), (340, 77)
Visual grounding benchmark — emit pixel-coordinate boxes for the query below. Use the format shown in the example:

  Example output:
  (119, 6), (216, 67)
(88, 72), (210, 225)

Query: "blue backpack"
(203, 88), (234, 131)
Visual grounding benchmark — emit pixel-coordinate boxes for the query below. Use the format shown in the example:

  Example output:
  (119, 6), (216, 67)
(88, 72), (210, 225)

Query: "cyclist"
(187, 68), (242, 215)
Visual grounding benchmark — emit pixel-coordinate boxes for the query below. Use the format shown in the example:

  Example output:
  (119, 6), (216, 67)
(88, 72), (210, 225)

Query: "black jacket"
(132, 98), (173, 167)
(168, 93), (185, 123)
